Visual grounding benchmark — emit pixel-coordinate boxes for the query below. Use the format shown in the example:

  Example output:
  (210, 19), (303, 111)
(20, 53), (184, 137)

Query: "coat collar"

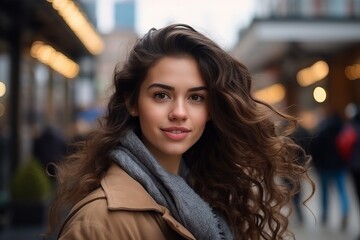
(101, 164), (163, 212)
(101, 164), (196, 239)
(60, 164), (195, 240)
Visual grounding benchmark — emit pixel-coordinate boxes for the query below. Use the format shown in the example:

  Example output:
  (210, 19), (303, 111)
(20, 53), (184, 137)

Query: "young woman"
(47, 24), (313, 240)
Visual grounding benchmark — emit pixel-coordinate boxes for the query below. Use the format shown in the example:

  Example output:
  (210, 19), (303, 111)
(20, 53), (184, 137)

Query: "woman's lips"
(161, 127), (190, 141)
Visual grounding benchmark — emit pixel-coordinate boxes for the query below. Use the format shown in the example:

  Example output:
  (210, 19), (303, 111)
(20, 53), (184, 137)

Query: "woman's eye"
(189, 94), (204, 102)
(153, 92), (170, 101)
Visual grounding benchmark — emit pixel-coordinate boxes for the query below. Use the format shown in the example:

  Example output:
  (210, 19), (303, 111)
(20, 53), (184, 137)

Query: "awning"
(0, 0), (101, 59)
(231, 18), (360, 71)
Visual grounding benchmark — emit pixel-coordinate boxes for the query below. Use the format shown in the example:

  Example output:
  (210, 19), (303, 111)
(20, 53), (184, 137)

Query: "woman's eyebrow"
(188, 86), (208, 92)
(147, 83), (207, 92)
(147, 83), (174, 91)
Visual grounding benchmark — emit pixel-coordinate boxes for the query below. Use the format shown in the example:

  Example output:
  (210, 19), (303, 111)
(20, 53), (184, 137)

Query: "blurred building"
(231, 0), (360, 130)
(0, 0), (103, 226)
(78, 0), (98, 26)
(95, 0), (138, 103)
(115, 0), (136, 30)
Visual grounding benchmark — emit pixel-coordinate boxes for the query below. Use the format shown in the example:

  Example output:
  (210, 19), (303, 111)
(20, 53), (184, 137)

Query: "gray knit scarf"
(111, 130), (233, 240)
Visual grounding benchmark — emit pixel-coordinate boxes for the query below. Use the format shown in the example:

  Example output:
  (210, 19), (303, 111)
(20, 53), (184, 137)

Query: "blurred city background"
(0, 0), (360, 239)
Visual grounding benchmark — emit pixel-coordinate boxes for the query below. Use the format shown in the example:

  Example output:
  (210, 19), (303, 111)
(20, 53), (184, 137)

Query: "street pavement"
(291, 168), (360, 240)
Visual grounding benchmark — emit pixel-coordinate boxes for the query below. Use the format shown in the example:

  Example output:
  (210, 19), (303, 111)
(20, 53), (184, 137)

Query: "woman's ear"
(127, 105), (138, 117)
(125, 98), (138, 117)
(129, 109), (138, 117)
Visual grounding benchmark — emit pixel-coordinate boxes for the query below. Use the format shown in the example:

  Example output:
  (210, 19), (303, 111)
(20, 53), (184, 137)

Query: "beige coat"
(58, 164), (196, 240)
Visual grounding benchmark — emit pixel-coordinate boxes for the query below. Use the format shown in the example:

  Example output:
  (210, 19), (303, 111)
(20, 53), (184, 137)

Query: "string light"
(253, 83), (286, 105)
(30, 41), (79, 79)
(313, 87), (327, 103)
(345, 63), (360, 80)
(0, 82), (6, 97)
(297, 61), (329, 87)
(46, 0), (104, 55)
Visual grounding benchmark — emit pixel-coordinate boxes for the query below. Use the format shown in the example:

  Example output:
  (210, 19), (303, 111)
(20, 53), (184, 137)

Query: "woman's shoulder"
(58, 188), (113, 239)
(60, 187), (153, 225)
(59, 165), (190, 239)
(60, 188), (157, 240)
(100, 164), (163, 211)
(62, 164), (164, 223)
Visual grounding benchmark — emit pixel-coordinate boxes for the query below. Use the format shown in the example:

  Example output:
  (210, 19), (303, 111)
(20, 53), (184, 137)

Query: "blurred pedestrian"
(344, 106), (360, 239)
(33, 125), (67, 176)
(288, 124), (312, 225)
(310, 112), (350, 231)
(0, 123), (8, 230)
(46, 24), (313, 240)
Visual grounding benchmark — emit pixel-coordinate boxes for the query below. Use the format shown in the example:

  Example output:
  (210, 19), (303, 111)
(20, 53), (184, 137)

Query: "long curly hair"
(47, 24), (314, 239)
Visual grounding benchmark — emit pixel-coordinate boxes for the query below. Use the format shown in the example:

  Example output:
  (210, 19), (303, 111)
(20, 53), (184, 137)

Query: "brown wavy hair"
(47, 24), (314, 239)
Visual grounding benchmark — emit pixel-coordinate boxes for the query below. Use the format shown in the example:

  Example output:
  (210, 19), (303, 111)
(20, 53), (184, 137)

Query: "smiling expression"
(133, 56), (209, 173)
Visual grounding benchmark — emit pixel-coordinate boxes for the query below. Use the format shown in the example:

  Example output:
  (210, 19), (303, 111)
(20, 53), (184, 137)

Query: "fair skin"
(132, 56), (209, 174)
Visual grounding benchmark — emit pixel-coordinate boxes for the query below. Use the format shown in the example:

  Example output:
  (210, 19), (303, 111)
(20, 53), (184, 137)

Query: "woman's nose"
(168, 100), (188, 121)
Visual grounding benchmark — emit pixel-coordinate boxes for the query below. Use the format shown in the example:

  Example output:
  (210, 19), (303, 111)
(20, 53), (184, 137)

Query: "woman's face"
(134, 56), (209, 169)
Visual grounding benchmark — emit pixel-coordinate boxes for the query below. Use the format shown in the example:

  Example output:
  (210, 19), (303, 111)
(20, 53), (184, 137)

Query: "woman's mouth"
(161, 127), (190, 141)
